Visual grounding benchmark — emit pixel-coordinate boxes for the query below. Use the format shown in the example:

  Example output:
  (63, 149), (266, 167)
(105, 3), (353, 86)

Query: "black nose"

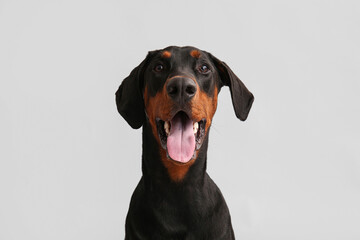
(166, 76), (197, 103)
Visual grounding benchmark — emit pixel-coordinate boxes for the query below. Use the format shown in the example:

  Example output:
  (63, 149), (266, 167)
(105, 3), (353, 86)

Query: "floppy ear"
(115, 53), (152, 129)
(208, 53), (254, 121)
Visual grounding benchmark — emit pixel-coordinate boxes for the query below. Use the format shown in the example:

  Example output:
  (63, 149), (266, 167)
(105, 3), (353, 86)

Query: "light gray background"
(1, 0), (359, 239)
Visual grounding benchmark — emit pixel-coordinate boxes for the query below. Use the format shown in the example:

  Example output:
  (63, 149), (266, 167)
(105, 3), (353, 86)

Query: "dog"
(116, 46), (254, 239)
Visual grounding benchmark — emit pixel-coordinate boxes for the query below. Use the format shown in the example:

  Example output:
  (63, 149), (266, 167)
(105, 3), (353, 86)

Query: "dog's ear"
(115, 52), (153, 129)
(208, 53), (254, 121)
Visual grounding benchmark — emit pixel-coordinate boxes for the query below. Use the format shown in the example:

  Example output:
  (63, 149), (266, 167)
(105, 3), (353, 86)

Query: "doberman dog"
(116, 46), (254, 239)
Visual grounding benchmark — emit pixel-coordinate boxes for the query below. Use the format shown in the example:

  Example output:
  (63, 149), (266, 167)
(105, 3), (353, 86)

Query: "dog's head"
(116, 46), (254, 181)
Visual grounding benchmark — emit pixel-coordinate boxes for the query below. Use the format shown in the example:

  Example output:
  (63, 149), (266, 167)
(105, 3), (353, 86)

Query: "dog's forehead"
(154, 46), (208, 62)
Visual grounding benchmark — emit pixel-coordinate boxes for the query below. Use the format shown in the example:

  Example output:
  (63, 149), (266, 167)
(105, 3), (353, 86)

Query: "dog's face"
(143, 47), (220, 165)
(116, 46), (254, 181)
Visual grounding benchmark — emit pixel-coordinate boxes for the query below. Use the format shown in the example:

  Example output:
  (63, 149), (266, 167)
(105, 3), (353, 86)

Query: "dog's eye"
(198, 64), (210, 73)
(154, 64), (164, 72)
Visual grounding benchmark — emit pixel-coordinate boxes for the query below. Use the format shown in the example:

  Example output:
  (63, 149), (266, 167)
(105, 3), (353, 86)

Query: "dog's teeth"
(164, 121), (170, 135)
(193, 122), (199, 134)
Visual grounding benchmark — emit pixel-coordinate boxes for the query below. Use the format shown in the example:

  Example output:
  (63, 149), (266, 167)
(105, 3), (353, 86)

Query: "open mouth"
(156, 111), (206, 164)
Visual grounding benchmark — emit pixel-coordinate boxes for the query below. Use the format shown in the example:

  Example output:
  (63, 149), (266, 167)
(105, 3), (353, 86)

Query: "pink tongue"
(167, 113), (195, 163)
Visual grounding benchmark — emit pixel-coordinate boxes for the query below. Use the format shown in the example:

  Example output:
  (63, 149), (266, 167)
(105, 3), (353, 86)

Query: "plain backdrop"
(1, 0), (359, 239)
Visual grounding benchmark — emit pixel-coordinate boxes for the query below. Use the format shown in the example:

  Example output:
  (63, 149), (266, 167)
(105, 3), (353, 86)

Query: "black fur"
(116, 46), (254, 239)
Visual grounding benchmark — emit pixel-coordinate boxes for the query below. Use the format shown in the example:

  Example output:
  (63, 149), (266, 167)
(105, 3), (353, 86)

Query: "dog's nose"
(166, 76), (197, 103)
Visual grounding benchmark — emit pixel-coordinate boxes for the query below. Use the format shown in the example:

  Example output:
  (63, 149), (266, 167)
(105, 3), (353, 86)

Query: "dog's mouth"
(156, 111), (206, 164)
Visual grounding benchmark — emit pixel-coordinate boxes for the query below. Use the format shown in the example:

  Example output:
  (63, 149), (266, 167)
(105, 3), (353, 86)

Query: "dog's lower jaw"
(142, 120), (208, 183)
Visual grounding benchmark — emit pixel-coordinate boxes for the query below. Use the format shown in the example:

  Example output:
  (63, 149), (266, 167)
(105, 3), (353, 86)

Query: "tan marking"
(190, 50), (201, 59)
(161, 51), (172, 58)
(144, 86), (173, 139)
(190, 85), (218, 132)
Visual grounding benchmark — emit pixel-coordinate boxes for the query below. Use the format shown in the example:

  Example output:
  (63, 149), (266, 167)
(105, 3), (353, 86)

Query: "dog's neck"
(141, 120), (209, 190)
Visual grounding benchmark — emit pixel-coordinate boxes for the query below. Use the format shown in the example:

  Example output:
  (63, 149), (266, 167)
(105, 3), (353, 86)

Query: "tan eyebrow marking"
(161, 51), (172, 58)
(190, 50), (201, 58)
